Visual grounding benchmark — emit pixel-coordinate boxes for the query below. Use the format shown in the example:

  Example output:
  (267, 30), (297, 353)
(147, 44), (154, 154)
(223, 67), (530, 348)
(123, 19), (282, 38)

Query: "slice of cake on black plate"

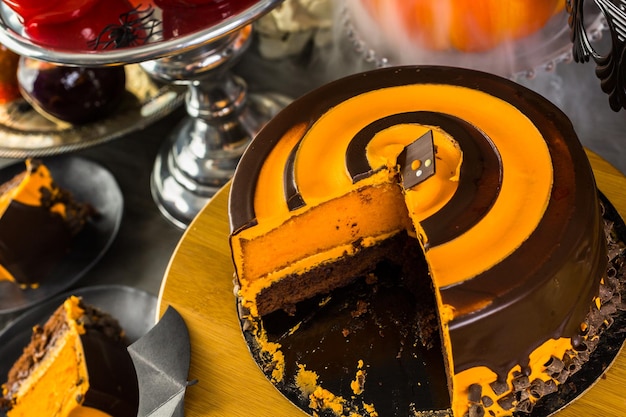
(0, 295), (139, 417)
(0, 159), (95, 288)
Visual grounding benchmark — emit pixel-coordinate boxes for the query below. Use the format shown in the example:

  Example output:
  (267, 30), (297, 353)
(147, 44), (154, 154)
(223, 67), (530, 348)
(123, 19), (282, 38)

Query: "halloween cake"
(228, 66), (616, 416)
(0, 159), (94, 288)
(0, 295), (139, 417)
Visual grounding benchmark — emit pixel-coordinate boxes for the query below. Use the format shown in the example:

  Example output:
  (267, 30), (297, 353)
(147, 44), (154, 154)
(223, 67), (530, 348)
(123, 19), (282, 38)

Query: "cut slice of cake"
(0, 295), (139, 417)
(0, 159), (94, 288)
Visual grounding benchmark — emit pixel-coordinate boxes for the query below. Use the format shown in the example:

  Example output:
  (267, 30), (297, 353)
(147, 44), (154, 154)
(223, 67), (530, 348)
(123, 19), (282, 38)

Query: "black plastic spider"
(88, 4), (162, 50)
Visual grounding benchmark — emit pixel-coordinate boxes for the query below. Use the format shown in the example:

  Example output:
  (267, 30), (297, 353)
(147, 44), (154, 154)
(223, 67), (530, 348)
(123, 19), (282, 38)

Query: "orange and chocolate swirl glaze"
(229, 66), (606, 413)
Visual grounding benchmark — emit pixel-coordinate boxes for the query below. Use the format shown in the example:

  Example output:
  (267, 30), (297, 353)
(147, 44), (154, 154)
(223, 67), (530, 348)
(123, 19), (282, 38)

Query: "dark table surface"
(1, 28), (626, 332)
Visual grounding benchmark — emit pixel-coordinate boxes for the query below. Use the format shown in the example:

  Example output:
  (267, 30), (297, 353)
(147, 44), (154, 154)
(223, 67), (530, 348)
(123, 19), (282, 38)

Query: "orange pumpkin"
(362, 0), (565, 52)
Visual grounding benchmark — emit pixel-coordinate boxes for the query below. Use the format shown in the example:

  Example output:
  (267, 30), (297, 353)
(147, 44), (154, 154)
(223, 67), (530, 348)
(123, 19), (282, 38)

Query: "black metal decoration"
(568, 0), (626, 111)
(87, 5), (161, 50)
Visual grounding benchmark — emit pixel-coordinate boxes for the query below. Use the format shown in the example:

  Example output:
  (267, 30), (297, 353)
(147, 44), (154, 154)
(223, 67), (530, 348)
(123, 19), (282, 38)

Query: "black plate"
(0, 156), (123, 314)
(0, 284), (157, 394)
(242, 193), (626, 417)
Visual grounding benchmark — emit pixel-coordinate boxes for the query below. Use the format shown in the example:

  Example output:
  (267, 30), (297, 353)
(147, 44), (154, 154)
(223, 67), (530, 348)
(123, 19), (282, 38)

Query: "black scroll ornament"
(568, 0), (626, 111)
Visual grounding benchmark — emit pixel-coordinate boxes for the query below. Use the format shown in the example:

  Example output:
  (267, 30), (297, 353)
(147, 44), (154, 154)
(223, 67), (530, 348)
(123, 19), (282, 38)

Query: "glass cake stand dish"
(341, 0), (606, 79)
(0, 1), (275, 62)
(0, 0), (288, 228)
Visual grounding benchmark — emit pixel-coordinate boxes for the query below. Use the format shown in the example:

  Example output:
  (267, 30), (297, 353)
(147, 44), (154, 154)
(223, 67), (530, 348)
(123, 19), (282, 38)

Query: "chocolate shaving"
(587, 309), (604, 330)
(516, 388), (529, 403)
(481, 396), (493, 408)
(515, 398), (532, 413)
(511, 375), (530, 392)
(467, 383), (482, 403)
(554, 369), (570, 384)
(467, 403), (485, 417)
(600, 302), (618, 318)
(544, 356), (564, 374)
(489, 380), (509, 396)
(600, 282), (615, 302)
(576, 349), (590, 364)
(528, 379), (546, 398)
(496, 393), (515, 411)
(544, 379), (558, 395)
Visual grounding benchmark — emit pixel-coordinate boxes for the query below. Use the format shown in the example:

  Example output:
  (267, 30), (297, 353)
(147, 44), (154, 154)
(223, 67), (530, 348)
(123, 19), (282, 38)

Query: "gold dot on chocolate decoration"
(424, 158), (432, 168)
(411, 159), (422, 171)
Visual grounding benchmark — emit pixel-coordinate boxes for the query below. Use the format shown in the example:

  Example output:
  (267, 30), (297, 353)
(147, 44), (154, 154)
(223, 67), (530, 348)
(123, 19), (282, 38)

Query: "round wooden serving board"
(157, 150), (626, 417)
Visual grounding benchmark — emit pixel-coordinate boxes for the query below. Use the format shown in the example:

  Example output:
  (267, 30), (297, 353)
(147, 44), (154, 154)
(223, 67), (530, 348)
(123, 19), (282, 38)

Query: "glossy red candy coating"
(23, 0), (146, 51)
(4, 0), (99, 25)
(154, 0), (227, 7)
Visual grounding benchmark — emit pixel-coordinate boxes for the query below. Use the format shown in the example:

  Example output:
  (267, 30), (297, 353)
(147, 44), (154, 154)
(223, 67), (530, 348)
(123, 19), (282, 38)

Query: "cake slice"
(0, 159), (94, 288)
(0, 295), (139, 417)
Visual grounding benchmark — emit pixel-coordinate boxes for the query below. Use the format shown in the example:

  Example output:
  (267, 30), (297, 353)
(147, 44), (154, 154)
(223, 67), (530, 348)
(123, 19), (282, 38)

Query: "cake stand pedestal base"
(141, 26), (291, 229)
(151, 89), (290, 229)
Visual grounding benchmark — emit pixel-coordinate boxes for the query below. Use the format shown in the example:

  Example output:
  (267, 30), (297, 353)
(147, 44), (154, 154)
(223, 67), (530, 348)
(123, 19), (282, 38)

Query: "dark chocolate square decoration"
(398, 130), (436, 189)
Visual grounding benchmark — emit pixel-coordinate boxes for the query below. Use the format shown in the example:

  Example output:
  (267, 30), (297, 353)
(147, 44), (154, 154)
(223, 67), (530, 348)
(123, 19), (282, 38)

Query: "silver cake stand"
(0, 0), (288, 228)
